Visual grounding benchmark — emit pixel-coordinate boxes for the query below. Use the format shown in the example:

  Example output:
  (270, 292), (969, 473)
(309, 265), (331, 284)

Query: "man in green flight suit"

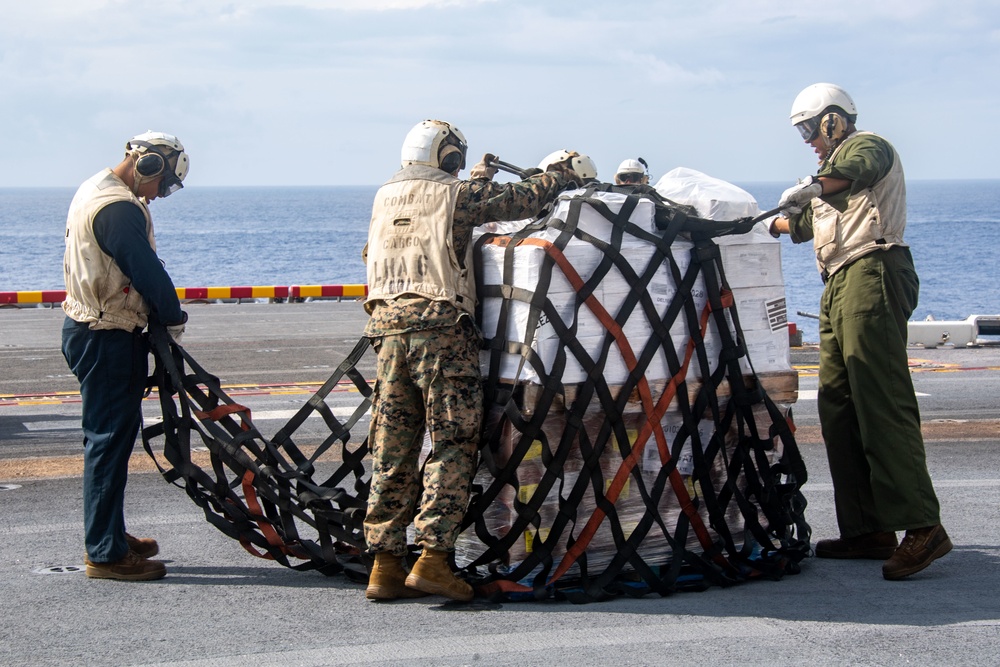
(770, 83), (951, 580)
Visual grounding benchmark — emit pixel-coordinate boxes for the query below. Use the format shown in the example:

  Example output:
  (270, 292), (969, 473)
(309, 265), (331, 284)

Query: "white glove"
(779, 176), (823, 212)
(166, 323), (185, 345)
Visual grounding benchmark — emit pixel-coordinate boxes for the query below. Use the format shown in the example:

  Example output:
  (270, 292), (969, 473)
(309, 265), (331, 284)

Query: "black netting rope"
(140, 185), (810, 602)
(141, 330), (373, 581)
(465, 186), (809, 601)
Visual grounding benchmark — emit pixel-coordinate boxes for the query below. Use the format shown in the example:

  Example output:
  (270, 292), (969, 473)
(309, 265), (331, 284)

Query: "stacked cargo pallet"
(442, 170), (806, 597)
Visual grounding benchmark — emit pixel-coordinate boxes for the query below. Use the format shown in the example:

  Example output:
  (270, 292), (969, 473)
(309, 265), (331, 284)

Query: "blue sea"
(2, 181), (999, 343)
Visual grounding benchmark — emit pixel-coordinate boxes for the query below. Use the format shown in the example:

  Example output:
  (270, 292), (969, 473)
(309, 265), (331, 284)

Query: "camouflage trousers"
(363, 318), (483, 556)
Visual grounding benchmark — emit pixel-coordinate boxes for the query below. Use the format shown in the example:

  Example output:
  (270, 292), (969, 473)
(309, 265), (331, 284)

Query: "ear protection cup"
(439, 145), (464, 174)
(820, 112), (848, 144)
(135, 151), (166, 177)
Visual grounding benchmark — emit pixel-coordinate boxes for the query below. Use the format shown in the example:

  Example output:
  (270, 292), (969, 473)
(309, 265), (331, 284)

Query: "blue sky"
(1, 0), (998, 187)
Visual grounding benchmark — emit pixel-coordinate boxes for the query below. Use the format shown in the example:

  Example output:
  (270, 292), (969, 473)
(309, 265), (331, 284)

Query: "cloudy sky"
(2, 0), (998, 187)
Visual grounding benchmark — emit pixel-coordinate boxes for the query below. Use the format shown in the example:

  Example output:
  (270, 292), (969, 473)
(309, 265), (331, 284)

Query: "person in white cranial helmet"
(361, 120), (581, 603)
(61, 131), (191, 582)
(770, 84), (951, 582)
(537, 149), (598, 184)
(614, 158), (649, 186)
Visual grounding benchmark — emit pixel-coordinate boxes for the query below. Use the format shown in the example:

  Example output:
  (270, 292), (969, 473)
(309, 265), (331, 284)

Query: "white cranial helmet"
(125, 131), (190, 197)
(614, 158), (649, 185)
(789, 83), (858, 141)
(400, 119), (468, 172)
(538, 150), (598, 181)
(616, 158), (645, 176)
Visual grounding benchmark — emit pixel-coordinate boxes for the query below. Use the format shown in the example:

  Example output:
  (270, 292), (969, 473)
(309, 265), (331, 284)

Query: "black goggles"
(158, 172), (184, 198)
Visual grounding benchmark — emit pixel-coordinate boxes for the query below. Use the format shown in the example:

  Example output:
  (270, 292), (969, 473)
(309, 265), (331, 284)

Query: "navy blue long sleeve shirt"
(92, 201), (184, 325)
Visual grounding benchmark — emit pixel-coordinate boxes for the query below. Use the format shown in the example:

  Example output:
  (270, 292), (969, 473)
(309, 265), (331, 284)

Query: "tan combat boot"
(365, 553), (427, 600)
(125, 533), (159, 559)
(85, 549), (166, 581)
(404, 549), (474, 602)
(882, 524), (953, 580)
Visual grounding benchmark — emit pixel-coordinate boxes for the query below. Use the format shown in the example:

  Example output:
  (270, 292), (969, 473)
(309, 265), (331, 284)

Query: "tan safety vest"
(62, 169), (156, 331)
(364, 165), (476, 315)
(811, 131), (907, 279)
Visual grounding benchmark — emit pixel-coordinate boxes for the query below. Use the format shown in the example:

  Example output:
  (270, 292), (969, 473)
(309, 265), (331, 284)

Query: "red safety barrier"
(0, 285), (366, 305)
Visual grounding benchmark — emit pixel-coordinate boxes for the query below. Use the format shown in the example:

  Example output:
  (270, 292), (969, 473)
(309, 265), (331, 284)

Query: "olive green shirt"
(788, 133), (896, 244)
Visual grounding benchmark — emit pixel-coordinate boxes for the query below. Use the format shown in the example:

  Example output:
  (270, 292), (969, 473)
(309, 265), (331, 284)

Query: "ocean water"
(2, 181), (998, 343)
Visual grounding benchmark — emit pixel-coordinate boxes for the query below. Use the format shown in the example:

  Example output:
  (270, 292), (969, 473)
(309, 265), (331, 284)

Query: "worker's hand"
(779, 175), (822, 212)
(166, 310), (188, 345)
(470, 153), (498, 180)
(166, 324), (185, 345)
(519, 167), (543, 179)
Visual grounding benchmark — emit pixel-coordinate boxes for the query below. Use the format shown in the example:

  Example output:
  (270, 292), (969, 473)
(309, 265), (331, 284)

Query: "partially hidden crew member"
(61, 131), (190, 581)
(614, 158), (649, 186)
(362, 119), (584, 602)
(770, 84), (950, 581)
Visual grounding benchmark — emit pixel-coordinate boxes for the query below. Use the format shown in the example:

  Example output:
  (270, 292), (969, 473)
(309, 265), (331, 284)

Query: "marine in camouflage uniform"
(363, 159), (578, 557)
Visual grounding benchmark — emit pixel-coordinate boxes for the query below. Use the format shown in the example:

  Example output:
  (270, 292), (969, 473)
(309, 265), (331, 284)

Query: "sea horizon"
(3, 177), (1000, 191)
(3, 179), (999, 343)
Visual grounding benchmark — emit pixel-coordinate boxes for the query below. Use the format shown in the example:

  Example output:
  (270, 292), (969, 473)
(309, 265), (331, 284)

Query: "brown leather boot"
(404, 549), (474, 602)
(125, 533), (159, 559)
(365, 553), (427, 600)
(815, 531), (898, 559)
(882, 524), (953, 580)
(85, 549), (166, 581)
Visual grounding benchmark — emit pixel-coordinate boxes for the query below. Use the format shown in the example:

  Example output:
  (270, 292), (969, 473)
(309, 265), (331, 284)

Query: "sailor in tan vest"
(61, 131), (190, 581)
(770, 84), (950, 580)
(362, 119), (583, 601)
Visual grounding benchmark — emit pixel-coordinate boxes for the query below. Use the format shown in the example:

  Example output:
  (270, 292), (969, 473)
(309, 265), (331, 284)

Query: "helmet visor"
(795, 117), (820, 141)
(156, 151), (187, 198)
(158, 174), (184, 198)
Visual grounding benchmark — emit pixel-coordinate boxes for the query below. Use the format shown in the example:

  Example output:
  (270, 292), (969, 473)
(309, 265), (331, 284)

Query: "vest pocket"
(813, 208), (840, 264)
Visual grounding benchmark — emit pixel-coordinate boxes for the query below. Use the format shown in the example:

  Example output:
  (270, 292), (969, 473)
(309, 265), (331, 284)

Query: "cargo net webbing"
(466, 184), (809, 601)
(140, 334), (375, 581)
(140, 184), (810, 603)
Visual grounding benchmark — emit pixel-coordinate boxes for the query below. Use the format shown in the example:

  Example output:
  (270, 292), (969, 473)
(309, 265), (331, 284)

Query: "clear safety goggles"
(795, 117), (821, 141)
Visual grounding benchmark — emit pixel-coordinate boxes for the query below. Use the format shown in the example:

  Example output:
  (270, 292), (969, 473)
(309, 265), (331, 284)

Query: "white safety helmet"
(789, 83), (858, 141)
(614, 158), (650, 185)
(538, 150), (598, 181)
(125, 131), (190, 197)
(616, 159), (645, 176)
(400, 119), (468, 173)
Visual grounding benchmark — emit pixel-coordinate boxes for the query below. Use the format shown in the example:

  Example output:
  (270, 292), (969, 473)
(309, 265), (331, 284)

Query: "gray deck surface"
(2, 302), (998, 666)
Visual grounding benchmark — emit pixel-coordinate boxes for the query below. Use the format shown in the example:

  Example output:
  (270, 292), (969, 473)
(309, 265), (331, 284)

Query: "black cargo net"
(141, 184), (810, 602)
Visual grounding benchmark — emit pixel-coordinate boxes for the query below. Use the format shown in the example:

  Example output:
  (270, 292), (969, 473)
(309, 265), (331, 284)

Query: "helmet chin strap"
(816, 140), (834, 165)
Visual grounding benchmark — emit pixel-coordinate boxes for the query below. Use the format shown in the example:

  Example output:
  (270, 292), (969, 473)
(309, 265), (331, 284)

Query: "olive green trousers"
(817, 247), (941, 537)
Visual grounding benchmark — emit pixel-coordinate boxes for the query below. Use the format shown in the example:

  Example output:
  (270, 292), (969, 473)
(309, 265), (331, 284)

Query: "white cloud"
(1, 0), (999, 185)
(619, 52), (725, 86)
